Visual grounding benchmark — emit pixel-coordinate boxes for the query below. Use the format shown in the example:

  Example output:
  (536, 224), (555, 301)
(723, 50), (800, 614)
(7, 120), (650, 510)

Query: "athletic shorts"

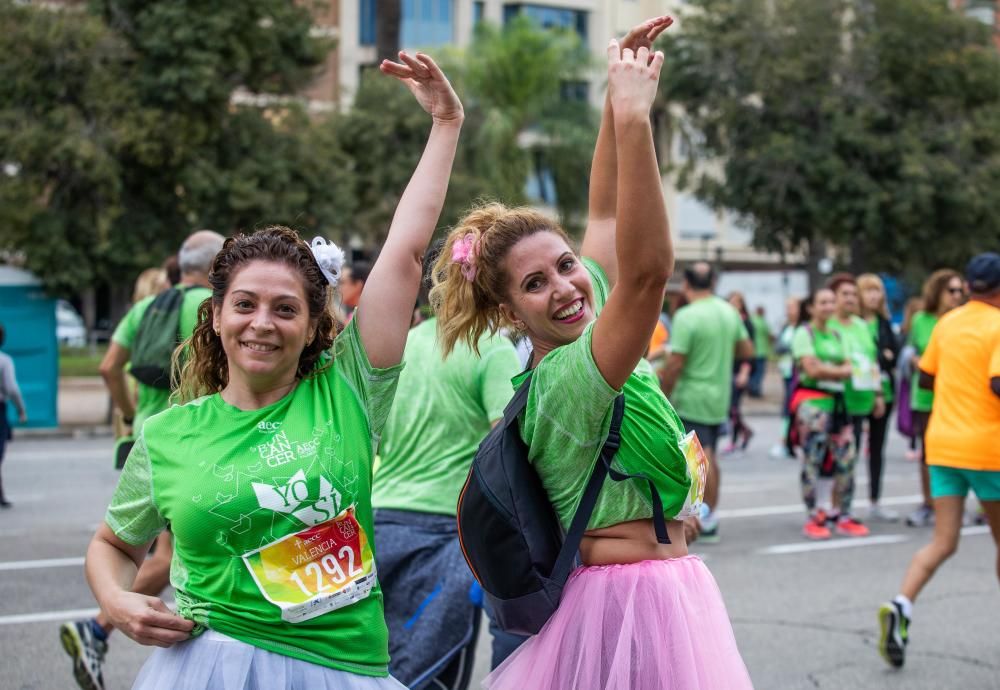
(929, 465), (1000, 502)
(680, 418), (722, 454)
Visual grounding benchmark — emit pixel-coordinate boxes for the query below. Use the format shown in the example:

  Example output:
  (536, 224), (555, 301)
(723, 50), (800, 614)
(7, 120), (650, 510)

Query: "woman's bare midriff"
(580, 518), (688, 566)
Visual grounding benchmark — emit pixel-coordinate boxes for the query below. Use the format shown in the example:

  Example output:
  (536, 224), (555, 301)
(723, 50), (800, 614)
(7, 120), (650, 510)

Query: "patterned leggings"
(795, 404), (857, 514)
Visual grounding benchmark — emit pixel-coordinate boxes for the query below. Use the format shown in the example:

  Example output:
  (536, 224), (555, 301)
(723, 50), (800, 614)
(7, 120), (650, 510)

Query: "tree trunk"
(376, 0), (402, 63)
(806, 237), (828, 292)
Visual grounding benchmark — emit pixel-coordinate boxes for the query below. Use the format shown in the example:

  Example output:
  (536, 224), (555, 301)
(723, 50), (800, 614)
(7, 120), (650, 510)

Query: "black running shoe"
(59, 619), (107, 690)
(877, 601), (909, 669)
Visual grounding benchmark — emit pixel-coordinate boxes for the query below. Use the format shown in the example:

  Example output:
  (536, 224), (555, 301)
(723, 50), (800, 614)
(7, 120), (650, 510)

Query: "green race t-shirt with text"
(373, 318), (521, 516)
(105, 317), (402, 677)
(669, 296), (750, 425)
(112, 287), (211, 432)
(828, 315), (878, 416)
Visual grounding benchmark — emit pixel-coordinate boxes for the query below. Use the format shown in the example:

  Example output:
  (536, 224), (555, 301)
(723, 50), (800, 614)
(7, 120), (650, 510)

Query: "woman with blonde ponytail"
(83, 52), (464, 690)
(437, 18), (751, 690)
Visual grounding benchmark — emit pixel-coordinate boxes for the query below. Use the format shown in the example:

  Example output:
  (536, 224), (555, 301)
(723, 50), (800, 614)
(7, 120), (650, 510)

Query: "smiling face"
(212, 260), (317, 392)
(812, 289), (836, 323)
(498, 231), (595, 356)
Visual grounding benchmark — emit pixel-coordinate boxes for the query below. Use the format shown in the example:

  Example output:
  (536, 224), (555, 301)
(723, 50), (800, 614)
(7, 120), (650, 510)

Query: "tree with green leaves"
(339, 15), (598, 243)
(661, 0), (1000, 281)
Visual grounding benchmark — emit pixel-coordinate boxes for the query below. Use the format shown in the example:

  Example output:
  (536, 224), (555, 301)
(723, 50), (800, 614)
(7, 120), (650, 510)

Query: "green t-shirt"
(791, 325), (846, 412)
(828, 315), (879, 416)
(866, 317), (894, 404)
(105, 318), (402, 677)
(512, 258), (693, 532)
(111, 286), (211, 432)
(750, 314), (771, 357)
(669, 296), (750, 425)
(373, 318), (521, 516)
(909, 311), (938, 412)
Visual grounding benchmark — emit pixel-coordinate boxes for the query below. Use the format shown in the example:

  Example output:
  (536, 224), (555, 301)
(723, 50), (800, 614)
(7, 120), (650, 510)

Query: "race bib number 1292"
(242, 506), (376, 623)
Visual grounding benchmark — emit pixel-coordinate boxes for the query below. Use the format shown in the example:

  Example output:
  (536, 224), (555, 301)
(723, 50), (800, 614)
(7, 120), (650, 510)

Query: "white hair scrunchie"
(310, 237), (346, 287)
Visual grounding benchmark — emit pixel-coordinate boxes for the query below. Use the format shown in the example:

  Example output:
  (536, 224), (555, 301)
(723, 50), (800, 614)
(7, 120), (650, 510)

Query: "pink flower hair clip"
(451, 233), (479, 283)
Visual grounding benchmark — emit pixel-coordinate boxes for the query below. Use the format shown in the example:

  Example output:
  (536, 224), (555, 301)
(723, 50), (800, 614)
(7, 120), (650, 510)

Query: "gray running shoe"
(869, 504), (899, 522)
(59, 619), (107, 690)
(905, 505), (934, 527)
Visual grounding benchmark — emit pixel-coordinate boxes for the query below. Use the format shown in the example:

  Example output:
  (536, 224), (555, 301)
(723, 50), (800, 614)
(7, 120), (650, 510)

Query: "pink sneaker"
(835, 516), (870, 537)
(803, 516), (832, 540)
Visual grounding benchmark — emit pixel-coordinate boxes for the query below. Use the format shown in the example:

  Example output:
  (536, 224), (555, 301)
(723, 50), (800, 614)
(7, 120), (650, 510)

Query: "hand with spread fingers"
(606, 39), (665, 122)
(380, 51), (464, 126)
(620, 15), (673, 56)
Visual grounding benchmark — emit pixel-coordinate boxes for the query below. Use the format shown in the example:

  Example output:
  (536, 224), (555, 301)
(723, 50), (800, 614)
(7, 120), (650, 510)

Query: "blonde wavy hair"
(430, 202), (571, 357)
(857, 273), (889, 320)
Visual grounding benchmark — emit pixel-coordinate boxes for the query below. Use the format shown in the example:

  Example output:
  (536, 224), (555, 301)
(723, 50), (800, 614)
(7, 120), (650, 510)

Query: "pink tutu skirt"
(484, 556), (753, 690)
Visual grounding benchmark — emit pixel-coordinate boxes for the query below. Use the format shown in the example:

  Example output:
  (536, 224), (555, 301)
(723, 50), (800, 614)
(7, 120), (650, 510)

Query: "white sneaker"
(869, 504), (899, 522)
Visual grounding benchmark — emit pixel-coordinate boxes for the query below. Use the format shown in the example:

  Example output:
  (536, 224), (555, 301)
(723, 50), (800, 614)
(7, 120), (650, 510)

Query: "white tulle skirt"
(132, 630), (407, 690)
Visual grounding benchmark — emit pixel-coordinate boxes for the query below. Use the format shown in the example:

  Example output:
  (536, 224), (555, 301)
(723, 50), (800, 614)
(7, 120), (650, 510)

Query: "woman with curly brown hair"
(906, 268), (966, 528)
(82, 51), (464, 690)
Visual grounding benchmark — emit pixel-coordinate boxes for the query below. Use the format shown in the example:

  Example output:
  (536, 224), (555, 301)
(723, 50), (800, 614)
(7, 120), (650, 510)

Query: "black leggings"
(867, 401), (894, 501)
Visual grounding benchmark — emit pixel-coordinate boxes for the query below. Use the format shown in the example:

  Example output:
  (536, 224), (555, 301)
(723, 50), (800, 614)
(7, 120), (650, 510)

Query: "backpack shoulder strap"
(502, 371), (533, 425)
(551, 393), (638, 585)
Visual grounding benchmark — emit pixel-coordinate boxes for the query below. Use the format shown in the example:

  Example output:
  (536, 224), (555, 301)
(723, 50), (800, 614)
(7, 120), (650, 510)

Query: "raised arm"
(580, 16), (672, 287)
(357, 53), (463, 368)
(590, 42), (674, 390)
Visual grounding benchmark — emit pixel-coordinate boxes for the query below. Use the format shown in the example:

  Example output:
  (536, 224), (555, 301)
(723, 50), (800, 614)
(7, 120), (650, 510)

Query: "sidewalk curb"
(15, 426), (114, 440)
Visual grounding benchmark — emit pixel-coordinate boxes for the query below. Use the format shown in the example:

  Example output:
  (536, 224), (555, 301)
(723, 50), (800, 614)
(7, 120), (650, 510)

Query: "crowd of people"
(0, 14), (994, 690)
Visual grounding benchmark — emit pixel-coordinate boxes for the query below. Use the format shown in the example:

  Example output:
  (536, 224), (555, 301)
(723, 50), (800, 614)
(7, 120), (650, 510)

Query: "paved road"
(1, 418), (997, 690)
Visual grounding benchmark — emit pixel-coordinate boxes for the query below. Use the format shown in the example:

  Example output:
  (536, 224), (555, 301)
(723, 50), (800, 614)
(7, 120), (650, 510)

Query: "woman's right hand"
(105, 590), (194, 647)
(620, 15), (673, 55)
(606, 39), (665, 122)
(380, 51), (464, 127)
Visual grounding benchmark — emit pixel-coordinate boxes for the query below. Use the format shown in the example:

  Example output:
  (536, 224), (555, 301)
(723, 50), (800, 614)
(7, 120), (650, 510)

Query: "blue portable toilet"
(0, 266), (58, 428)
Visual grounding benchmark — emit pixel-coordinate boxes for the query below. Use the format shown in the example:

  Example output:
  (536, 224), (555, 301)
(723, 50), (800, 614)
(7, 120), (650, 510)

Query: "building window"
(525, 150), (558, 206)
(964, 0), (996, 26)
(503, 4), (588, 40)
(402, 0), (455, 47)
(474, 1), (485, 25)
(360, 0), (377, 45)
(560, 80), (589, 102)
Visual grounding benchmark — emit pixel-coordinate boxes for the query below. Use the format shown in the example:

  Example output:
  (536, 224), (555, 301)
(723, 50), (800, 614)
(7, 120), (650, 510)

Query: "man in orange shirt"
(877, 253), (1000, 670)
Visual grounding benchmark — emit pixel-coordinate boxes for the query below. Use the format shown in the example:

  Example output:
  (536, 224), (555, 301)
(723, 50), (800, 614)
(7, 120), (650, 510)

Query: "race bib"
(850, 354), (880, 391)
(242, 506), (376, 623)
(675, 431), (708, 519)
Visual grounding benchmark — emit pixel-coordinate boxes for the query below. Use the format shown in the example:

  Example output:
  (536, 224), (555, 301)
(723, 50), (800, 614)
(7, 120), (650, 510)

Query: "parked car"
(56, 299), (87, 347)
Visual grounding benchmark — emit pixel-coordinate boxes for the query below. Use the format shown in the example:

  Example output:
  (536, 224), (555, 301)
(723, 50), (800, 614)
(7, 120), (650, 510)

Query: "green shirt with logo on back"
(105, 317), (402, 677)
(373, 317), (521, 516)
(669, 296), (750, 425)
(111, 286), (211, 432)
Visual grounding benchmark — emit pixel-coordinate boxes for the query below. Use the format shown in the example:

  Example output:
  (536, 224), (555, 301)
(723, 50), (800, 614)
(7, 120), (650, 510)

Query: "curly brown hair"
(921, 268), (961, 316)
(173, 226), (338, 402)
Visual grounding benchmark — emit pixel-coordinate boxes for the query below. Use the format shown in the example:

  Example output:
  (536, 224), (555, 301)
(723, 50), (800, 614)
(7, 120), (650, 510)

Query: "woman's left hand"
(380, 51), (464, 126)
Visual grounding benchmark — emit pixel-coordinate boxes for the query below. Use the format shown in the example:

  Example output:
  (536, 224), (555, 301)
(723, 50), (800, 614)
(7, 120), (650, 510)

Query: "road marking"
(759, 534), (910, 555)
(0, 607), (99, 626)
(716, 494), (923, 519)
(758, 525), (991, 556)
(0, 602), (176, 627)
(0, 557), (84, 571)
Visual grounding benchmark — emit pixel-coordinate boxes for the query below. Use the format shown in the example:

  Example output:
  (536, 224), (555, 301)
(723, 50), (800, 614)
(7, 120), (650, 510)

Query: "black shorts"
(679, 418), (722, 454)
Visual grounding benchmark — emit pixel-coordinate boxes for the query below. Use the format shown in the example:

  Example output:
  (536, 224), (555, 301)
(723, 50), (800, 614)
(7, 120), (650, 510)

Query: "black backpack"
(129, 287), (191, 389)
(457, 372), (670, 636)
